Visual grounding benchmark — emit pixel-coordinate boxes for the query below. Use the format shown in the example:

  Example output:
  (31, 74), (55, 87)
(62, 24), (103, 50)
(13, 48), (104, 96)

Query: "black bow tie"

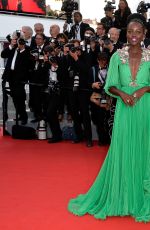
(99, 67), (106, 70)
(75, 23), (79, 27)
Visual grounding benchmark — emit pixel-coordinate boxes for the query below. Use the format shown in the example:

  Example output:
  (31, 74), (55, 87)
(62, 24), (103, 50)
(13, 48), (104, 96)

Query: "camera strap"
(75, 24), (80, 39)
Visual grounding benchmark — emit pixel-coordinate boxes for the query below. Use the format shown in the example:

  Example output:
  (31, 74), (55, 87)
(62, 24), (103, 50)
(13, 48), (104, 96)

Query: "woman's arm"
(109, 86), (135, 106)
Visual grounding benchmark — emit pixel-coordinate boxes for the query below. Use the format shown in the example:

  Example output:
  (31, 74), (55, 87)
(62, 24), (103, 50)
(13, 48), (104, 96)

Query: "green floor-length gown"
(68, 47), (150, 222)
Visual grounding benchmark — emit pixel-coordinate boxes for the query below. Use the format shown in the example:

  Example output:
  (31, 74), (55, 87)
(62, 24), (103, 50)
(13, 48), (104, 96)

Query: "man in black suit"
(29, 33), (48, 122)
(61, 40), (93, 147)
(1, 36), (31, 124)
(64, 11), (90, 41)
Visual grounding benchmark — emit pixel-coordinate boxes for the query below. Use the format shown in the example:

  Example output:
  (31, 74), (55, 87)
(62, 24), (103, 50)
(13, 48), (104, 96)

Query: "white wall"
(0, 13), (65, 39)
(80, 0), (150, 21)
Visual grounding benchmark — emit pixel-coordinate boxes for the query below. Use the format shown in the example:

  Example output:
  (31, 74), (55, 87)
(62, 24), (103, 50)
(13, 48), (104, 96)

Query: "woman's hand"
(119, 91), (135, 106)
(132, 87), (148, 101)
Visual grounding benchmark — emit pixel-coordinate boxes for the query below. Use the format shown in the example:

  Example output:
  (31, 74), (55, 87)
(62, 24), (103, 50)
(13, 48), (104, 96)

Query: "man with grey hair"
(21, 26), (33, 47)
(31, 23), (49, 48)
(108, 27), (123, 50)
(34, 23), (44, 35)
(49, 24), (60, 38)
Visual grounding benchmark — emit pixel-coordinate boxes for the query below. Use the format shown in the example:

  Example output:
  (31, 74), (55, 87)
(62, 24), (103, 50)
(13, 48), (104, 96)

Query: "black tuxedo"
(29, 44), (49, 120)
(30, 35), (49, 49)
(66, 22), (90, 41)
(1, 46), (31, 82)
(1, 46), (31, 122)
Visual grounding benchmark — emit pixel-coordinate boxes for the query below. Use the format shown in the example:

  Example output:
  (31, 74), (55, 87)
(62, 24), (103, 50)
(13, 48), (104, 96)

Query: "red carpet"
(0, 130), (150, 230)
(6, 0), (44, 14)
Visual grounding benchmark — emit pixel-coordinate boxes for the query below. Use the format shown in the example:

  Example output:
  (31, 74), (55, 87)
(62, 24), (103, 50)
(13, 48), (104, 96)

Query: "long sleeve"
(104, 52), (121, 98)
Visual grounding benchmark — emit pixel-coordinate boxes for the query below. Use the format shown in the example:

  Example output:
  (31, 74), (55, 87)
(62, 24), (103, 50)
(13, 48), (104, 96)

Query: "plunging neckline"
(128, 49), (143, 82)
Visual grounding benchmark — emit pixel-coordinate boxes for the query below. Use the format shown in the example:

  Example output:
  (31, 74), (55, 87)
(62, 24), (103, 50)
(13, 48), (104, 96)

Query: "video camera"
(61, 0), (78, 13)
(61, 0), (78, 24)
(137, 1), (150, 14)
(104, 0), (116, 11)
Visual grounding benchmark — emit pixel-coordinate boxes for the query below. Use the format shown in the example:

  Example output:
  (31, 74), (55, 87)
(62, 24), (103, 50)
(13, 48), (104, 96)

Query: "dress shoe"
(72, 139), (81, 143)
(20, 119), (28, 125)
(47, 138), (62, 143)
(30, 118), (40, 123)
(86, 140), (93, 147)
(13, 117), (22, 121)
(72, 137), (83, 144)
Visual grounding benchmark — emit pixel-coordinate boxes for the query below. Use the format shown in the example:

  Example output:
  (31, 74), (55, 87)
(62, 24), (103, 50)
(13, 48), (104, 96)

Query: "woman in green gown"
(68, 14), (150, 222)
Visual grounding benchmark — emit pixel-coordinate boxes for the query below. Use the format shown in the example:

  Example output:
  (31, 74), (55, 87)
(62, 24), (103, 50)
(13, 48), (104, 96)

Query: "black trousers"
(9, 78), (27, 121)
(29, 84), (48, 120)
(46, 91), (62, 139)
(90, 103), (110, 144)
(67, 90), (92, 141)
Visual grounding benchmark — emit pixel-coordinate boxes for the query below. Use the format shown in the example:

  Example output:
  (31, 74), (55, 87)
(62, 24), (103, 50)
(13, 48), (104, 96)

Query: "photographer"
(55, 33), (72, 122)
(114, 0), (131, 43)
(90, 52), (111, 145)
(96, 23), (107, 40)
(81, 27), (100, 66)
(99, 35), (114, 60)
(64, 11), (90, 41)
(61, 39), (93, 147)
(1, 33), (31, 125)
(44, 46), (63, 143)
(101, 2), (116, 33)
(29, 33), (48, 122)
(136, 1), (150, 45)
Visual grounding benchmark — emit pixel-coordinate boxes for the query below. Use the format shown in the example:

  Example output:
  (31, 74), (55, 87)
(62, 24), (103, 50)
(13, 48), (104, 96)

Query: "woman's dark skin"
(109, 21), (150, 106)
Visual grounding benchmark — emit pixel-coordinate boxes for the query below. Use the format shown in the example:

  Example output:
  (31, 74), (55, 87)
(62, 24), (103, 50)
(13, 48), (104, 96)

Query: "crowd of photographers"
(1, 0), (150, 147)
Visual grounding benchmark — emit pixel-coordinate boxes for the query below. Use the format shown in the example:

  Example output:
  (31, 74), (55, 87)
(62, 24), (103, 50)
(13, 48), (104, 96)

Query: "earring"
(141, 41), (144, 48)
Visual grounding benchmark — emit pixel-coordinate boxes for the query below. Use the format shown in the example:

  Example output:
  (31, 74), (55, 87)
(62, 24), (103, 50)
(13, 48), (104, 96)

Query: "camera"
(30, 49), (39, 58)
(61, 0), (78, 13)
(104, 0), (116, 11)
(30, 49), (44, 61)
(61, 0), (78, 24)
(49, 56), (58, 64)
(6, 30), (21, 43)
(101, 35), (112, 45)
(65, 43), (81, 52)
(16, 30), (21, 39)
(84, 33), (97, 45)
(49, 37), (58, 46)
(56, 41), (65, 50)
(137, 1), (150, 13)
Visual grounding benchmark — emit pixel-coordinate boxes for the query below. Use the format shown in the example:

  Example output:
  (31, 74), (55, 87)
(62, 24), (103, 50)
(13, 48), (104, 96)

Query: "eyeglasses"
(35, 37), (43, 40)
